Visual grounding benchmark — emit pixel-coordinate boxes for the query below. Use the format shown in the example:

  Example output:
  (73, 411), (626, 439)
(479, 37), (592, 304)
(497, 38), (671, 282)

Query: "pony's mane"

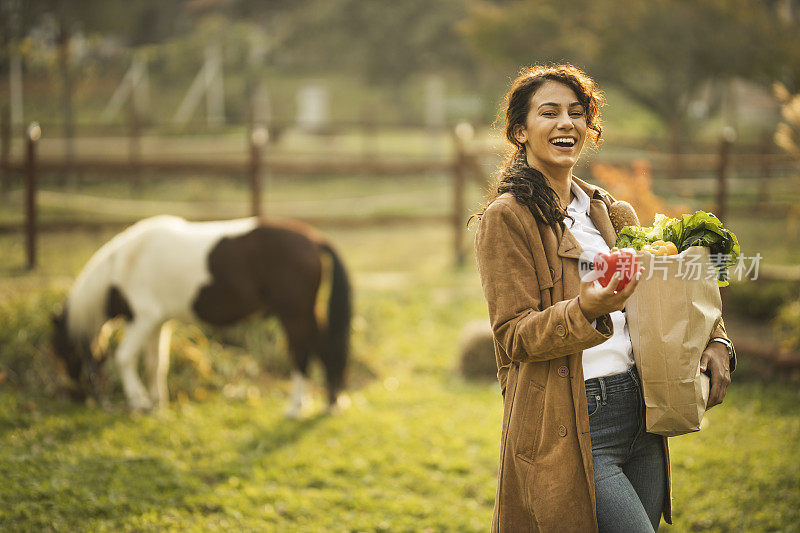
(65, 215), (187, 340)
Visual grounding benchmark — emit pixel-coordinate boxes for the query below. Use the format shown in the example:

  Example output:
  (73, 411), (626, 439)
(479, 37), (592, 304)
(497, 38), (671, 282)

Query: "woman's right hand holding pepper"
(578, 268), (643, 322)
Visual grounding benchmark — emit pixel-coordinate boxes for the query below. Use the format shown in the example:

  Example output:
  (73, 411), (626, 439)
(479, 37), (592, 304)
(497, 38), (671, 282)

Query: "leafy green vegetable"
(665, 211), (740, 286)
(645, 213), (677, 241)
(615, 226), (650, 250)
(615, 211), (741, 287)
(615, 213), (681, 250)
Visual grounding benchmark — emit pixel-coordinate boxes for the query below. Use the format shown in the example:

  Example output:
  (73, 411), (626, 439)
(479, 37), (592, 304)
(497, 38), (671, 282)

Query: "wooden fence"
(0, 115), (797, 271)
(0, 121), (486, 269)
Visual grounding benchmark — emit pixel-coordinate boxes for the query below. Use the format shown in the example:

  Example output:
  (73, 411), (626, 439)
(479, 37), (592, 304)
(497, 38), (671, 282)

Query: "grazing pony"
(52, 215), (351, 415)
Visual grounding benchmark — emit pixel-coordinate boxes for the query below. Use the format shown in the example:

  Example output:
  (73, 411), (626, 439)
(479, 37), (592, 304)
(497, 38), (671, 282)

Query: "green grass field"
(1, 171), (799, 530)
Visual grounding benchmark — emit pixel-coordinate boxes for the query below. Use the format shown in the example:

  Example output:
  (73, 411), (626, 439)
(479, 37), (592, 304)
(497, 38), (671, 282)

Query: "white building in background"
(296, 83), (329, 133)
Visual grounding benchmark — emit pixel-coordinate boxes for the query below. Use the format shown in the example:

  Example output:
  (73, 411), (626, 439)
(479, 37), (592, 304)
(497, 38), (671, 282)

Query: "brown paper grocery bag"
(624, 246), (721, 437)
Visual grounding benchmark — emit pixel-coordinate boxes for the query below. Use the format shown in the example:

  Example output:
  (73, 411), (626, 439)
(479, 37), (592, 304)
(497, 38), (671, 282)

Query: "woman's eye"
(571, 111), (584, 117)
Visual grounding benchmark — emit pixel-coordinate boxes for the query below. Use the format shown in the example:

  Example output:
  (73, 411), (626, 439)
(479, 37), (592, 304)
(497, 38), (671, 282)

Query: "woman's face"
(515, 80), (587, 176)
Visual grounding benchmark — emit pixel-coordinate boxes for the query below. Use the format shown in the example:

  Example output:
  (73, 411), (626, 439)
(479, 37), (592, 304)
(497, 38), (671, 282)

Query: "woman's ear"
(513, 124), (527, 144)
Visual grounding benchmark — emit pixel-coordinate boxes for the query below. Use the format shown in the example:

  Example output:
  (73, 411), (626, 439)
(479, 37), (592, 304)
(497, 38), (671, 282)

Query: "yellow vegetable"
(640, 241), (678, 256)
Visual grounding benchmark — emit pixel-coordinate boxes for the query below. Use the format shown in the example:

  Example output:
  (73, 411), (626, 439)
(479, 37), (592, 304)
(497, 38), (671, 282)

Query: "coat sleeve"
(475, 200), (614, 364)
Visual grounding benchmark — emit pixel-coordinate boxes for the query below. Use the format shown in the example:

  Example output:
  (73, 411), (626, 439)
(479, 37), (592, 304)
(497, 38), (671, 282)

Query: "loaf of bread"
(608, 200), (640, 234)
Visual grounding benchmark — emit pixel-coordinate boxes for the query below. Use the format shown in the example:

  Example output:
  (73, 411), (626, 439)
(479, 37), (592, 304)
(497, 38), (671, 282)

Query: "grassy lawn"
(0, 177), (799, 530)
(3, 374), (797, 531)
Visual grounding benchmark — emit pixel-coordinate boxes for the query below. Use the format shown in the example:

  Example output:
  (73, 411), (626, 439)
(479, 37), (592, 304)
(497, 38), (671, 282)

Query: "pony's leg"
(144, 330), (159, 401)
(145, 321), (172, 408)
(155, 321), (173, 407)
(115, 319), (158, 411)
(287, 371), (308, 419)
(280, 314), (316, 418)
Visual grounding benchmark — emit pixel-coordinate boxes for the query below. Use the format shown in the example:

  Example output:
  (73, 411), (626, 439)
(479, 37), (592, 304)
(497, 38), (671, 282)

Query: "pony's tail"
(318, 242), (351, 405)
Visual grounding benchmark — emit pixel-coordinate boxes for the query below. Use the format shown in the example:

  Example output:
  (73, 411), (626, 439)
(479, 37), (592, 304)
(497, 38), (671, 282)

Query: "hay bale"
(459, 319), (497, 380)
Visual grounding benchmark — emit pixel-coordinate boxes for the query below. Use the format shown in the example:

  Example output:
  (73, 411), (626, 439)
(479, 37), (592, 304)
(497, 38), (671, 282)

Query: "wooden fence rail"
(5, 156), (455, 177)
(4, 122), (484, 269)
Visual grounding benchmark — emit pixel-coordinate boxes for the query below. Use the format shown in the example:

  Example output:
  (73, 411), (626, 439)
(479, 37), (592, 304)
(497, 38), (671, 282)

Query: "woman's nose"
(557, 111), (574, 129)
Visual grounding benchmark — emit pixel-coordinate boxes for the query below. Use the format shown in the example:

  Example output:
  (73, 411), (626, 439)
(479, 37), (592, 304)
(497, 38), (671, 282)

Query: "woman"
(473, 64), (735, 532)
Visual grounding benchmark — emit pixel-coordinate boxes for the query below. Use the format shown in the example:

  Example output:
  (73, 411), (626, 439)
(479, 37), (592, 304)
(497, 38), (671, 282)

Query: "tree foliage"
(273, 0), (475, 84)
(462, 0), (800, 145)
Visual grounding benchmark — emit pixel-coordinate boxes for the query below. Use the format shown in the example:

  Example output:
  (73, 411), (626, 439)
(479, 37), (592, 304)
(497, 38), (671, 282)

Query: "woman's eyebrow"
(538, 101), (584, 109)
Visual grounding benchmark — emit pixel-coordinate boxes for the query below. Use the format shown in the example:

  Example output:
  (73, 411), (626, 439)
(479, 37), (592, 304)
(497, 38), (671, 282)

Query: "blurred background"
(1, 0), (799, 530)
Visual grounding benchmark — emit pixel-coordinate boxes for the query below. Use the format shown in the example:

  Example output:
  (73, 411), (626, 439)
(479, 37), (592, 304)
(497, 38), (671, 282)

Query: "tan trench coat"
(474, 177), (733, 532)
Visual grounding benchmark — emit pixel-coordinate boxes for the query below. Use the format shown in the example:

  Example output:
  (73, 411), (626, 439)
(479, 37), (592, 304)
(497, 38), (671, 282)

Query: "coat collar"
(572, 175), (610, 204)
(557, 176), (618, 258)
(566, 180), (591, 217)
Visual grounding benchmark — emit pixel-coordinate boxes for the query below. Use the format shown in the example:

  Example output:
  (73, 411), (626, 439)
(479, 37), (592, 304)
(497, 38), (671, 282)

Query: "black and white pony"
(52, 215), (351, 415)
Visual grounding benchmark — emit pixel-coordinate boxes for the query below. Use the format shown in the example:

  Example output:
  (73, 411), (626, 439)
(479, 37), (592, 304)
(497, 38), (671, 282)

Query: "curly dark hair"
(471, 64), (605, 229)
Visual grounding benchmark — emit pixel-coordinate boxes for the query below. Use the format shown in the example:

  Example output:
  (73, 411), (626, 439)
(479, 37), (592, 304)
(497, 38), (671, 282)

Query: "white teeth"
(550, 137), (576, 145)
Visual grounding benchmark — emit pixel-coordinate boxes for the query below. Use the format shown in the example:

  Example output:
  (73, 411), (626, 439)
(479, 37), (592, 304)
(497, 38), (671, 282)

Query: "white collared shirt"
(565, 180), (635, 380)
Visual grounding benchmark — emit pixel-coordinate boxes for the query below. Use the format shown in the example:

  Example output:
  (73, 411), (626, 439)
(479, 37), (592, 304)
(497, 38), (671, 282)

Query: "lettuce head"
(615, 226), (650, 250)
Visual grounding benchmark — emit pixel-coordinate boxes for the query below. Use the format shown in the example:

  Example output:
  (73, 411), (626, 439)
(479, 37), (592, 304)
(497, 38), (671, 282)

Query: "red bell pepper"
(593, 248), (639, 292)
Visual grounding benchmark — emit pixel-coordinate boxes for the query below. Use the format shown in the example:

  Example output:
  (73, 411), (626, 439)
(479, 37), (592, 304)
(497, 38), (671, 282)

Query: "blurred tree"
(0, 0), (187, 52)
(0, 0), (187, 163)
(2, 0), (484, 125)
(271, 0), (476, 85)
(462, 0), (800, 175)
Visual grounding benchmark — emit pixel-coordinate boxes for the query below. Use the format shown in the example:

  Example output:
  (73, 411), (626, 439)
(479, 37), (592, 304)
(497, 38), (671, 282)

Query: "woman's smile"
(517, 80), (588, 179)
(549, 135), (578, 151)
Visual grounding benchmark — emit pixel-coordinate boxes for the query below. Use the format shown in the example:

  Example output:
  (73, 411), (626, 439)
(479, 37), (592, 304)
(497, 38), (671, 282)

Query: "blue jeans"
(586, 365), (666, 532)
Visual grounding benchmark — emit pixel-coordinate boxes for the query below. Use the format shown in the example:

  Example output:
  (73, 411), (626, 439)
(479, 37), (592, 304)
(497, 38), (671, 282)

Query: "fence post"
(361, 106), (378, 163)
(715, 127), (735, 225)
(129, 97), (142, 193)
(249, 126), (268, 218)
(452, 122), (474, 267)
(25, 122), (41, 270)
(757, 131), (771, 208)
(1, 105), (9, 197)
(466, 126), (485, 187)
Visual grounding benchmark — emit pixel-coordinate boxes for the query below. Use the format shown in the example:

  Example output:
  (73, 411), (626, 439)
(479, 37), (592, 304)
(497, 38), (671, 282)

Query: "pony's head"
(51, 309), (102, 400)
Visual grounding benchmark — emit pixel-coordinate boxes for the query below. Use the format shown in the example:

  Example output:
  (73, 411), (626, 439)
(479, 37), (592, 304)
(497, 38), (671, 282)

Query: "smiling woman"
(471, 64), (656, 533)
(470, 64), (734, 533)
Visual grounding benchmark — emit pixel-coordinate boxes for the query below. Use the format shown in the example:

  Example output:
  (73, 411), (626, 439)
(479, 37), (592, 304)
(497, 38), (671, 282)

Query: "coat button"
(558, 365), (569, 377)
(558, 425), (567, 437)
(549, 267), (556, 278)
(555, 324), (566, 337)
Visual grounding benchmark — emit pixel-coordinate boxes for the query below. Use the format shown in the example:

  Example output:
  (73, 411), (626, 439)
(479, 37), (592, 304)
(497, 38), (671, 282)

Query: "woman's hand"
(700, 342), (731, 409)
(578, 268), (643, 323)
